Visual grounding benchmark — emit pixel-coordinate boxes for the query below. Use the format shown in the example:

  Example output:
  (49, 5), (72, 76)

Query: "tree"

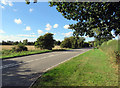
(69, 36), (77, 48)
(13, 41), (19, 45)
(23, 39), (28, 45)
(27, 42), (35, 45)
(82, 42), (89, 48)
(25, 0), (37, 4)
(60, 36), (85, 48)
(35, 33), (54, 50)
(49, 2), (120, 40)
(60, 37), (71, 48)
(77, 37), (85, 48)
(54, 40), (61, 45)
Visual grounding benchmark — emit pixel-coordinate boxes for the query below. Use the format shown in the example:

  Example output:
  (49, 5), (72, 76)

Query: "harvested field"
(0, 45), (63, 51)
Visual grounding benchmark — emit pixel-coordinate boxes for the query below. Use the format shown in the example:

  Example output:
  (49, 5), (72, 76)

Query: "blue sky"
(0, 1), (95, 42)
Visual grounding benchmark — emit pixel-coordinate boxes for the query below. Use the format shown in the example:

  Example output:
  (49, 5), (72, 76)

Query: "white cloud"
(38, 30), (44, 34)
(25, 26), (31, 31)
(8, 1), (13, 6)
(29, 8), (33, 12)
(0, 35), (37, 42)
(1, 0), (7, 5)
(45, 23), (52, 31)
(14, 18), (22, 24)
(62, 32), (73, 37)
(1, 0), (13, 6)
(0, 29), (5, 33)
(0, 5), (4, 8)
(45, 28), (51, 31)
(64, 25), (70, 29)
(55, 39), (63, 42)
(53, 24), (58, 28)
(17, 34), (36, 37)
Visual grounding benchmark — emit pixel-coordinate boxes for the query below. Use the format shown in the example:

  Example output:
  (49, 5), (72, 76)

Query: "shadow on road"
(2, 60), (43, 88)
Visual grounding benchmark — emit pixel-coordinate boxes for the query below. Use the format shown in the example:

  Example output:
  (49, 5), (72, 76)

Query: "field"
(0, 45), (62, 51)
(32, 49), (118, 87)
(0, 45), (67, 59)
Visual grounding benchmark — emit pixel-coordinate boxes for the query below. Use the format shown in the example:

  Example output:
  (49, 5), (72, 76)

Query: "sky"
(0, 0), (95, 42)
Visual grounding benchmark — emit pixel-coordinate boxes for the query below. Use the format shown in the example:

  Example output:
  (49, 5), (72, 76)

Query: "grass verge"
(99, 40), (120, 64)
(32, 49), (118, 87)
(0, 49), (68, 59)
(0, 50), (52, 59)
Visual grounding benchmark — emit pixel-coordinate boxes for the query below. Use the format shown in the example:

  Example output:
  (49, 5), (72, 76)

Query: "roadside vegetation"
(100, 40), (120, 64)
(1, 33), (91, 59)
(1, 1), (118, 87)
(31, 39), (119, 87)
(60, 36), (89, 48)
(1, 49), (52, 59)
(32, 49), (118, 87)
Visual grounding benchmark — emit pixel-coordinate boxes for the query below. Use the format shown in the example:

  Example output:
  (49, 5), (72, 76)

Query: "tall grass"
(99, 40), (120, 63)
(0, 50), (52, 59)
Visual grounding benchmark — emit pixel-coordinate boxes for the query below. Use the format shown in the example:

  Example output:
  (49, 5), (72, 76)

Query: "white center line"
(1, 52), (70, 69)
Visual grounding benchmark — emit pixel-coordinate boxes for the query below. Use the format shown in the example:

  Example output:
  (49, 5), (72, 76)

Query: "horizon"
(0, 1), (118, 42)
(0, 1), (95, 42)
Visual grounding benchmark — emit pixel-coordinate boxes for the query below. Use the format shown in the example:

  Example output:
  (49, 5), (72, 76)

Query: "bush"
(12, 43), (28, 52)
(35, 33), (54, 50)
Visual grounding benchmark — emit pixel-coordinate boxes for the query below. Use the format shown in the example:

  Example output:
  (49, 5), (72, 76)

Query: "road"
(1, 48), (90, 87)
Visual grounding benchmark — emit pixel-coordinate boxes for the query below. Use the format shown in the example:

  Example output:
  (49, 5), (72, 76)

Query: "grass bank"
(0, 49), (67, 59)
(32, 49), (118, 87)
(100, 40), (120, 63)
(0, 50), (52, 59)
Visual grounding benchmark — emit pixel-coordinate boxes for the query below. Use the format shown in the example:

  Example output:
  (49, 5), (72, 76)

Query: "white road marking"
(29, 49), (91, 88)
(1, 52), (71, 69)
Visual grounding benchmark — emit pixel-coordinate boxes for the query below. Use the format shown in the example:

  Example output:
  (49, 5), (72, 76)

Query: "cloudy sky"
(0, 0), (94, 42)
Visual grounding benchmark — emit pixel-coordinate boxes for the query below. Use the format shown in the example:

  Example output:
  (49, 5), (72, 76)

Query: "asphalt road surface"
(1, 48), (91, 87)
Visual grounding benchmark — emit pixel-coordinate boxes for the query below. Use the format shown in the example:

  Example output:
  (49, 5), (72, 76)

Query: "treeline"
(34, 33), (91, 50)
(1, 33), (93, 50)
(0, 39), (61, 46)
(60, 36), (91, 48)
(1, 40), (35, 45)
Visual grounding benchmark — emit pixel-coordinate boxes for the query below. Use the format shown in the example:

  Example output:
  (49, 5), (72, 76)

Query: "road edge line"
(29, 49), (91, 88)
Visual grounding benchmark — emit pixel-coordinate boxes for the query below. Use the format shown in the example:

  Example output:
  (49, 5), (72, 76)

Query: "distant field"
(0, 45), (62, 51)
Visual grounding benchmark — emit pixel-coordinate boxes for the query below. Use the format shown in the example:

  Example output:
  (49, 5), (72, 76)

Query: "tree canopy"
(35, 33), (54, 50)
(49, 2), (120, 40)
(25, 1), (120, 40)
(60, 36), (85, 48)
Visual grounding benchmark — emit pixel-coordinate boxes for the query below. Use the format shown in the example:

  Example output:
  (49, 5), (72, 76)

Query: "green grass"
(100, 40), (120, 63)
(32, 49), (118, 87)
(0, 50), (52, 59)
(0, 49), (69, 59)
